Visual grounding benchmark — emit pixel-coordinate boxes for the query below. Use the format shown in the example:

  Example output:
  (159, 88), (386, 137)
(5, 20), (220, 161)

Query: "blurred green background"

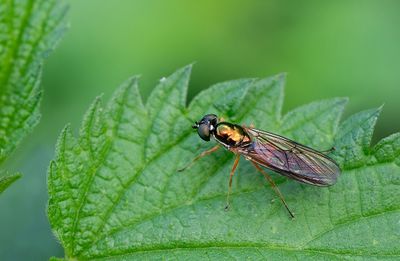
(1, 0), (400, 260)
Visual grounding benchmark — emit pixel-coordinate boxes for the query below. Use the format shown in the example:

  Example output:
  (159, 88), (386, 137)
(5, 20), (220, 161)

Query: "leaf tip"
(332, 97), (349, 114)
(57, 123), (75, 151)
(371, 106), (383, 118)
(0, 173), (22, 194)
(110, 75), (145, 111)
(336, 97), (349, 105)
(275, 72), (287, 81)
(180, 63), (194, 77)
(173, 64), (193, 81)
(122, 75), (141, 94)
(128, 75), (141, 84)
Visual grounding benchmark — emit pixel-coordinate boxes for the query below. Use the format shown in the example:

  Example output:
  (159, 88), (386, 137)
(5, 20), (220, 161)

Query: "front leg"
(177, 145), (220, 172)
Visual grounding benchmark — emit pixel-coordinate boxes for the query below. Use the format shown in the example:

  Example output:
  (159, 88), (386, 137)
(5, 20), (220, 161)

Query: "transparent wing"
(240, 127), (341, 186)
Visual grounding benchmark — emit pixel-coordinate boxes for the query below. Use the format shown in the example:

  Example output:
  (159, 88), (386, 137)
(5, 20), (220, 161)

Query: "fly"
(178, 114), (341, 218)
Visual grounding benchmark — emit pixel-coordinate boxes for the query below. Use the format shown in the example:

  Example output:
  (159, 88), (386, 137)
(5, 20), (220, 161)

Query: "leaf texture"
(48, 66), (400, 260)
(0, 0), (67, 191)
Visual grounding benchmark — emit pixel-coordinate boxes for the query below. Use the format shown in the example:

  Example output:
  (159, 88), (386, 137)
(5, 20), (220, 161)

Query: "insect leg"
(177, 145), (220, 172)
(251, 162), (295, 218)
(225, 154), (240, 211)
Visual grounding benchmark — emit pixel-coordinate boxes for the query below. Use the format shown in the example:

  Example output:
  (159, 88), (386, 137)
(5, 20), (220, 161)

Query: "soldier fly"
(179, 114), (341, 218)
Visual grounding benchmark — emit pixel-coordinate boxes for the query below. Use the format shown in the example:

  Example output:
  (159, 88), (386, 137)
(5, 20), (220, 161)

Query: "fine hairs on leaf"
(48, 66), (400, 260)
(0, 0), (67, 192)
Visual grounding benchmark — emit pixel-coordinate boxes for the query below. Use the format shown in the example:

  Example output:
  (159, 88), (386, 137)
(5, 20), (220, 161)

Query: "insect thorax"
(214, 122), (251, 147)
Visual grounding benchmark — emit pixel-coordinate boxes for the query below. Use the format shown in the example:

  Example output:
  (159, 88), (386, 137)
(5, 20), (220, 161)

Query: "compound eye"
(197, 124), (210, 141)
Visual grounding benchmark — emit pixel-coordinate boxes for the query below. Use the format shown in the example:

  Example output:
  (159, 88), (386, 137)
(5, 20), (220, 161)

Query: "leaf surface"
(0, 172), (21, 194)
(48, 66), (400, 260)
(0, 0), (67, 192)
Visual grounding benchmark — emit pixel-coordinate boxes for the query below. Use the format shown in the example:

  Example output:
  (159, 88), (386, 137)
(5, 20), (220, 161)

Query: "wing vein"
(242, 127), (340, 186)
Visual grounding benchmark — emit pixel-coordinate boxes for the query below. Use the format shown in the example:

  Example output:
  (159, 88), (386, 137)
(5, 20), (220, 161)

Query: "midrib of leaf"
(90, 212), (399, 260)
(0, 1), (61, 94)
(18, 1), (61, 79)
(0, 0), (34, 93)
(88, 238), (400, 260)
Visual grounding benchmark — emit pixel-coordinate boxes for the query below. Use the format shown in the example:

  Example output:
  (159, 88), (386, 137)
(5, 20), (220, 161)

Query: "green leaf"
(48, 66), (400, 260)
(0, 172), (21, 194)
(0, 0), (67, 190)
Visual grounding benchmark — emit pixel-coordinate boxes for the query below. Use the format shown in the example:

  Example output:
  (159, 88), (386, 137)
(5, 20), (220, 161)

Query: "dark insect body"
(179, 114), (341, 218)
